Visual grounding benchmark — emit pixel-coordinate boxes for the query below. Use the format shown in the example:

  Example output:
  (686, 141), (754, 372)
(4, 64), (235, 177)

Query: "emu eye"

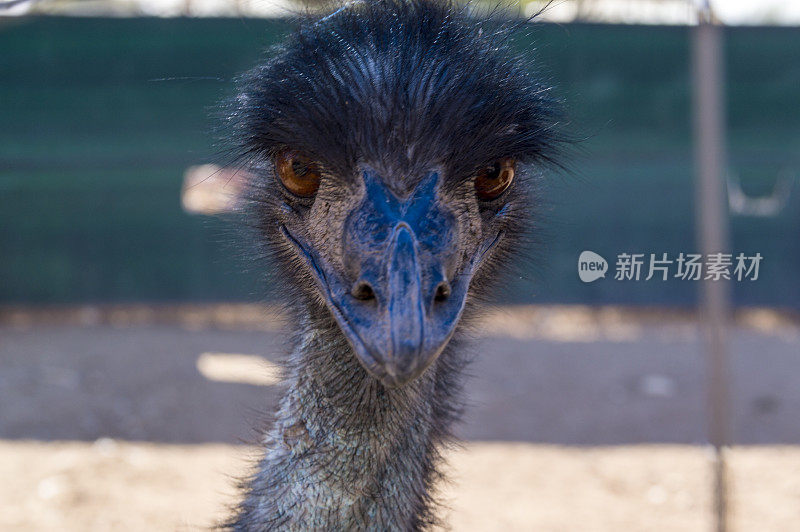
(275, 150), (321, 197)
(475, 157), (515, 201)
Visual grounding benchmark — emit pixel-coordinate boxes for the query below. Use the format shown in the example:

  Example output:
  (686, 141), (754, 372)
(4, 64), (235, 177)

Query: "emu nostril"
(352, 280), (376, 301)
(434, 281), (451, 302)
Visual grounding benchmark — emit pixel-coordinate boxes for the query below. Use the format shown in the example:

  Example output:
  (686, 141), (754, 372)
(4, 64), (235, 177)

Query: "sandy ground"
(1, 305), (799, 530)
(2, 440), (800, 531)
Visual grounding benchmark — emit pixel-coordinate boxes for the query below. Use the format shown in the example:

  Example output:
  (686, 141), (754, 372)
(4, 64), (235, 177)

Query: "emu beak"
(283, 170), (495, 388)
(362, 221), (442, 386)
(338, 171), (465, 387)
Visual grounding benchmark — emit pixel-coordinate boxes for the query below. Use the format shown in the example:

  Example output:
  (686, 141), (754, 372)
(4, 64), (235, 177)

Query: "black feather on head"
(231, 0), (562, 183)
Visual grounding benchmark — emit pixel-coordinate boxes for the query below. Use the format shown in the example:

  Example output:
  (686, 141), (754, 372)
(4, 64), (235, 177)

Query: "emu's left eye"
(275, 150), (322, 197)
(475, 157), (515, 201)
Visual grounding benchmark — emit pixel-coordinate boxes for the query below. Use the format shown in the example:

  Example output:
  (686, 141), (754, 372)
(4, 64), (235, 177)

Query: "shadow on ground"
(2, 311), (798, 445)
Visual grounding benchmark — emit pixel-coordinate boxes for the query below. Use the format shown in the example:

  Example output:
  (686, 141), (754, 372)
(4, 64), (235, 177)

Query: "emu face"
(277, 155), (509, 387)
(234, 0), (559, 387)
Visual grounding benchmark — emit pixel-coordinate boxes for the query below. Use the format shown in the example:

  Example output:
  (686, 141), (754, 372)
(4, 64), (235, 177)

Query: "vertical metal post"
(692, 3), (731, 532)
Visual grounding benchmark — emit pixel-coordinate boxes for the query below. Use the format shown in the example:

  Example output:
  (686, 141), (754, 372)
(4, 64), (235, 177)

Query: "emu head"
(232, 0), (560, 387)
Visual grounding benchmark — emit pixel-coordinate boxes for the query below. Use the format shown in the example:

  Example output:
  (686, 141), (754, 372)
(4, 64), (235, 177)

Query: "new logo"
(578, 250), (608, 283)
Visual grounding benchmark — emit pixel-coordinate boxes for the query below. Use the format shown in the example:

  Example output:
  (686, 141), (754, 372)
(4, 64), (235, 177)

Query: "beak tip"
(376, 365), (423, 388)
(370, 343), (444, 388)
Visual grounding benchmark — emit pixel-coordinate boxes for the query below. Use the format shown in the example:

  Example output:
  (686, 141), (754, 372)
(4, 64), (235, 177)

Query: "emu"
(226, 0), (561, 528)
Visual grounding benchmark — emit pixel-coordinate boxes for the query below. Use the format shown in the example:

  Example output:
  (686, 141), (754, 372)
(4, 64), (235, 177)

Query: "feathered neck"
(230, 307), (466, 530)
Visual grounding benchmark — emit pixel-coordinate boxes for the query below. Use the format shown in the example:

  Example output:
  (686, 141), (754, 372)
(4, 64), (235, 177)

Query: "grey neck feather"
(231, 310), (465, 531)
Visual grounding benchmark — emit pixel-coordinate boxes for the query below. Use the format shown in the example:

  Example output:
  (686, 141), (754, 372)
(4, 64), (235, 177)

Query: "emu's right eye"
(275, 150), (321, 197)
(475, 157), (515, 201)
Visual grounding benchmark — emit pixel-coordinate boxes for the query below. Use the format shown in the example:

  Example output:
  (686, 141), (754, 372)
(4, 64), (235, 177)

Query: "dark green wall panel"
(1, 18), (798, 306)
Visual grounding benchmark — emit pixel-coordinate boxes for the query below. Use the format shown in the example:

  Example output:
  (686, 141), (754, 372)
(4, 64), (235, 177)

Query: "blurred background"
(1, 0), (798, 530)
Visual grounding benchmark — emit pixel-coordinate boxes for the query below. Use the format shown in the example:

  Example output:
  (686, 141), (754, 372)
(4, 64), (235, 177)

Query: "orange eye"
(275, 150), (321, 197)
(475, 157), (515, 200)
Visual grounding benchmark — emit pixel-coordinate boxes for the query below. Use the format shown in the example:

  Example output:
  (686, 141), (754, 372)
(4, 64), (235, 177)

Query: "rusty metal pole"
(691, 2), (731, 531)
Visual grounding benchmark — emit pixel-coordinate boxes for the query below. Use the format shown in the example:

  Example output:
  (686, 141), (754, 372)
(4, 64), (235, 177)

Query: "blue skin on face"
(341, 170), (455, 382)
(283, 167), (482, 386)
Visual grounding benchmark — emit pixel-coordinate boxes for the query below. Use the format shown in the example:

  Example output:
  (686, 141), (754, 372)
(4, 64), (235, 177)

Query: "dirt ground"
(1, 305), (799, 530)
(2, 441), (800, 531)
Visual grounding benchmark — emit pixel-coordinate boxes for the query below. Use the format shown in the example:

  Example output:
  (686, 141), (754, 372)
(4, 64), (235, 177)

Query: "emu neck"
(233, 312), (461, 530)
